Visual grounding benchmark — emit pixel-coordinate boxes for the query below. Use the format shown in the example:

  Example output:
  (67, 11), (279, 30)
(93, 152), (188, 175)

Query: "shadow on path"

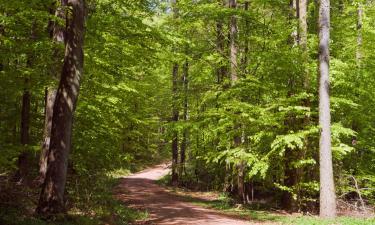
(114, 164), (257, 225)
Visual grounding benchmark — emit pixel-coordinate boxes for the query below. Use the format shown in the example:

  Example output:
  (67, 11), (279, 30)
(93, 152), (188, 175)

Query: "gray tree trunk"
(170, 0), (179, 186)
(37, 0), (66, 185)
(318, 0), (336, 218)
(229, 0), (238, 83)
(179, 60), (188, 180)
(356, 2), (363, 68)
(17, 79), (31, 183)
(36, 0), (85, 216)
(38, 88), (57, 185)
(171, 63), (179, 186)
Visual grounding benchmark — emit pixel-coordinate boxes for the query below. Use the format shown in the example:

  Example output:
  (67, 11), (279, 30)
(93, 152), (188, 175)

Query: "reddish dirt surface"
(114, 164), (256, 225)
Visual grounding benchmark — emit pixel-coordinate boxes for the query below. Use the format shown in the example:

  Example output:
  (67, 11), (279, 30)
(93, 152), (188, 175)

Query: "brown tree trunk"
(216, 0), (227, 84)
(179, 60), (188, 180)
(318, 0), (336, 218)
(170, 0), (179, 186)
(36, 0), (85, 216)
(229, 0), (238, 84)
(356, 2), (363, 69)
(37, 88), (57, 185)
(20, 83), (30, 146)
(216, 20), (226, 84)
(241, 1), (250, 76)
(36, 0), (66, 185)
(299, 0), (309, 209)
(17, 79), (31, 183)
(171, 63), (179, 186)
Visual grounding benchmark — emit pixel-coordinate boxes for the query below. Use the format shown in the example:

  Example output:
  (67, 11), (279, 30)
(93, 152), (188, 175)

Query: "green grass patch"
(158, 175), (374, 225)
(187, 194), (375, 225)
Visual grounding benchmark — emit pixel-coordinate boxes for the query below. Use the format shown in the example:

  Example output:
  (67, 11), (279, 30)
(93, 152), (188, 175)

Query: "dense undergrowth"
(0, 167), (150, 225)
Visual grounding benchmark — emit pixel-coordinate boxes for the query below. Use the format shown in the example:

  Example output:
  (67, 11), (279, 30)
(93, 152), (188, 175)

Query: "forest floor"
(114, 163), (259, 225)
(114, 164), (375, 225)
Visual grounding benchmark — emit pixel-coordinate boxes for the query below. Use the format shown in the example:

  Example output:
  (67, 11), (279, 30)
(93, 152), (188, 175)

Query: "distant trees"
(162, 0), (374, 214)
(0, 0), (374, 220)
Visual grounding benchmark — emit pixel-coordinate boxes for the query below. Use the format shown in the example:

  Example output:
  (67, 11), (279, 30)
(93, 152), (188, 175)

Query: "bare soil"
(114, 164), (265, 225)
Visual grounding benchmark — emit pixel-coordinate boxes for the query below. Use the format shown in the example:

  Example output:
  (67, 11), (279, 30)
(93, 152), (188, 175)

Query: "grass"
(158, 174), (375, 225)
(188, 194), (375, 225)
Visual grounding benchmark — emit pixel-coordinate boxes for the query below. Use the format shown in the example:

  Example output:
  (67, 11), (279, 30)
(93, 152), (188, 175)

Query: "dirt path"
(114, 164), (254, 225)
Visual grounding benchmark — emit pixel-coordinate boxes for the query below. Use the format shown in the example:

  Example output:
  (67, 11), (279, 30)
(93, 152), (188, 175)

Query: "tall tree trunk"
(216, 0), (227, 84)
(241, 1), (250, 76)
(20, 82), (30, 146)
(171, 63), (179, 186)
(216, 20), (226, 84)
(229, 0), (244, 202)
(37, 0), (67, 185)
(36, 0), (85, 216)
(17, 79), (31, 183)
(179, 60), (188, 180)
(229, 0), (238, 84)
(282, 0), (299, 211)
(38, 88), (57, 184)
(299, 0), (309, 208)
(318, 0), (336, 218)
(170, 0), (179, 186)
(356, 2), (363, 70)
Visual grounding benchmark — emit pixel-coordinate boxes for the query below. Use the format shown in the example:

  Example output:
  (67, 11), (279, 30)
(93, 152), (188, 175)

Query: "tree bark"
(37, 0), (66, 185)
(36, 0), (85, 216)
(299, 0), (308, 88)
(17, 79), (31, 182)
(229, 0), (238, 84)
(356, 2), (363, 69)
(179, 60), (188, 180)
(318, 0), (336, 218)
(38, 88), (57, 185)
(20, 83), (31, 146)
(216, 20), (226, 84)
(171, 63), (179, 186)
(241, 1), (250, 76)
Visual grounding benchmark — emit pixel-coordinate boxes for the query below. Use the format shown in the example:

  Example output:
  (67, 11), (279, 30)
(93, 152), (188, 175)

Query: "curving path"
(114, 164), (254, 225)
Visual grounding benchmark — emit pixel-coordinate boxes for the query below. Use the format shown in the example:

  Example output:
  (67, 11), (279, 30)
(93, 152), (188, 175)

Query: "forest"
(0, 0), (375, 224)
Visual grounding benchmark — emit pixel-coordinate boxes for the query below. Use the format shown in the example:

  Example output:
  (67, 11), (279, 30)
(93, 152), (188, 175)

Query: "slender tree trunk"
(170, 0), (179, 186)
(356, 2), (363, 69)
(37, 0), (66, 185)
(171, 63), (179, 186)
(229, 0), (238, 84)
(318, 0), (336, 218)
(282, 0), (298, 211)
(38, 88), (57, 184)
(17, 79), (31, 182)
(300, 0), (308, 88)
(299, 0), (309, 208)
(216, 0), (227, 84)
(229, 0), (244, 202)
(20, 82), (30, 146)
(179, 60), (188, 180)
(241, 1), (250, 76)
(36, 0), (85, 216)
(216, 20), (226, 83)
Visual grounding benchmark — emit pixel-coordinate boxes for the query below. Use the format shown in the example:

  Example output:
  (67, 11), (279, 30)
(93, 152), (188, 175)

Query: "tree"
(179, 60), (188, 179)
(38, 0), (66, 185)
(36, 0), (85, 215)
(229, 0), (238, 84)
(171, 63), (179, 185)
(318, 0), (336, 218)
